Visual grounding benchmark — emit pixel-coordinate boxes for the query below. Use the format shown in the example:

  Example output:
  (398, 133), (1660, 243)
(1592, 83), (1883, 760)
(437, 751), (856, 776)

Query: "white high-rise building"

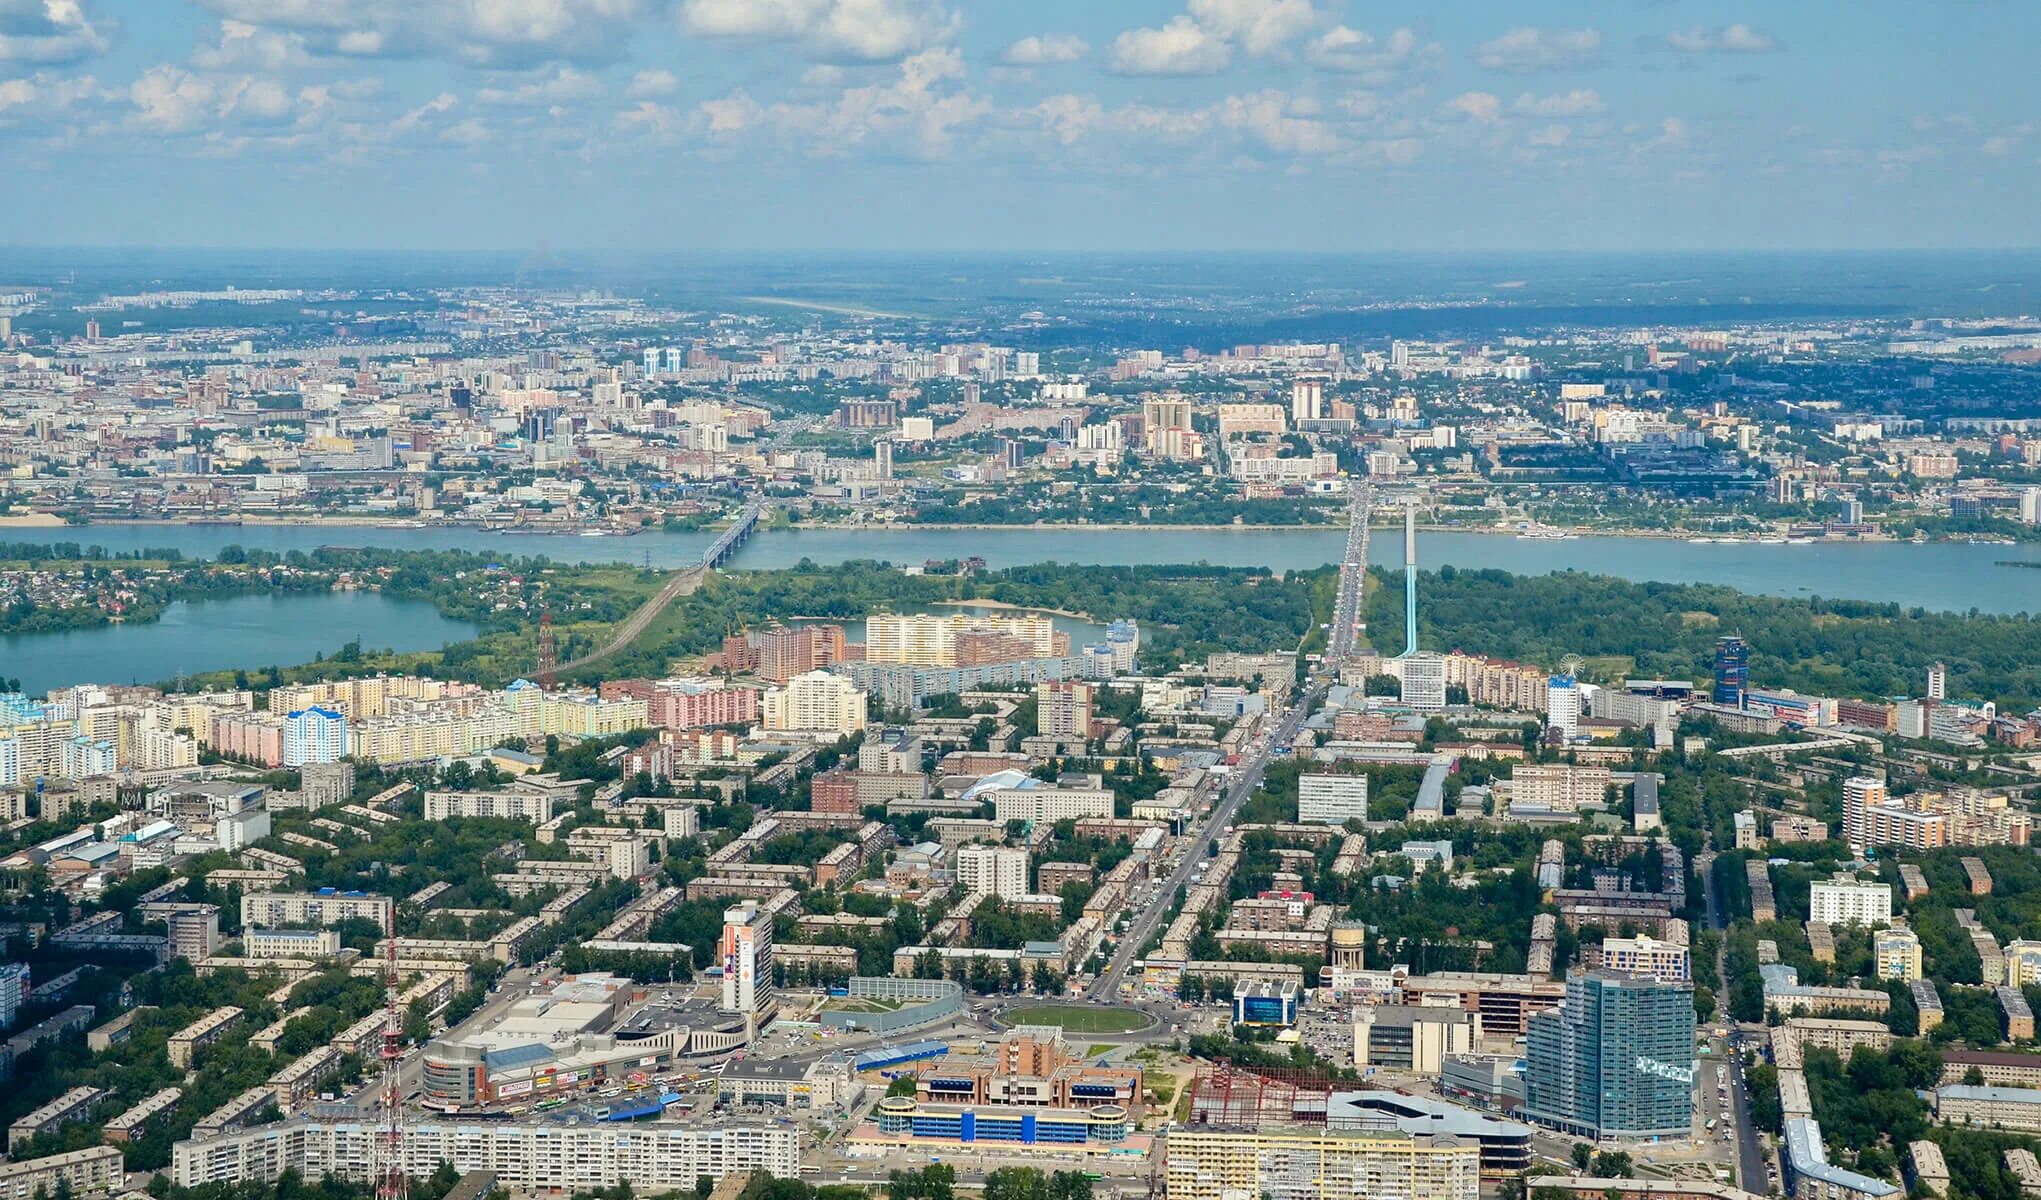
(2021, 487), (2041, 525)
(1398, 652), (1448, 712)
(956, 844), (1029, 899)
(1841, 776), (1889, 850)
(761, 671), (867, 736)
(719, 901), (774, 1017)
(642, 348), (660, 377)
(1291, 379), (1324, 423)
(1546, 675), (1581, 738)
(1298, 773), (1369, 825)
(282, 707), (347, 767)
(1808, 878), (1894, 928)
(1927, 662), (1947, 701)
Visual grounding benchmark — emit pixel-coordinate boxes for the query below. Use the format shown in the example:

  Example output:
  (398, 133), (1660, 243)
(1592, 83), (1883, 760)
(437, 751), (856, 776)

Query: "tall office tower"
(1927, 662), (1947, 701)
(85, 319), (100, 342)
(1291, 378), (1324, 423)
(1546, 675), (1581, 739)
(1841, 775), (1890, 851)
(1036, 680), (1093, 739)
(875, 440), (894, 480)
(2022, 487), (2041, 526)
(0, 963), (27, 1027)
(662, 346), (683, 374)
(642, 348), (660, 377)
(1390, 340), (1412, 368)
(1522, 971), (1695, 1141)
(963, 381), (981, 405)
(1712, 635), (1749, 708)
(1843, 495), (1865, 525)
(1000, 438), (1024, 470)
(719, 902), (775, 1021)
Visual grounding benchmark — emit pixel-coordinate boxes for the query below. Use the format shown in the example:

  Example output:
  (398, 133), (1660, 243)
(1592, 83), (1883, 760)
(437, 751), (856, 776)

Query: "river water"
(16, 524), (2037, 613)
(0, 591), (478, 696)
(0, 524), (2034, 694)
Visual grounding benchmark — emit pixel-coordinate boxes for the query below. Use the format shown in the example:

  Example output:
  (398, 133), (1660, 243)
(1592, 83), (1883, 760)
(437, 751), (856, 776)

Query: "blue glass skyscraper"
(1522, 971), (1696, 1142)
(1712, 635), (1749, 708)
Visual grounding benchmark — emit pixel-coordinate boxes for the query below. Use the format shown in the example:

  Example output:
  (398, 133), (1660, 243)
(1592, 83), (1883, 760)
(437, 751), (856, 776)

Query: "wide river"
(16, 523), (2040, 612)
(1, 524), (2035, 693)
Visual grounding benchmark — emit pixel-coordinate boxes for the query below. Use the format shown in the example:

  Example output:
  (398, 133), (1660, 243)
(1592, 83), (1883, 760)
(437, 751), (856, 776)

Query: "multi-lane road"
(1087, 482), (1370, 1001)
(1086, 678), (1326, 1001)
(1699, 841), (1772, 1193)
(1326, 483), (1373, 664)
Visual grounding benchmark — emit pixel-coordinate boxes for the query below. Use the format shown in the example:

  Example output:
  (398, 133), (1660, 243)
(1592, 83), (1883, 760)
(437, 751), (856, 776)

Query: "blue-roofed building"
(865, 1097), (1130, 1151)
(1784, 1116), (1901, 1200)
(283, 706), (347, 767)
(854, 1040), (949, 1073)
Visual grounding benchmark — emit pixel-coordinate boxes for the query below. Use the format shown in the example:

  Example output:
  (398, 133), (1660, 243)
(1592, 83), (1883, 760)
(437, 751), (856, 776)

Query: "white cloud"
(1336, 90), (1380, 119)
(0, 68), (96, 123)
(1108, 15), (1231, 76)
(128, 63), (309, 133)
(1474, 27), (1599, 73)
(1304, 25), (1425, 80)
(800, 64), (844, 85)
(191, 0), (657, 67)
(678, 0), (955, 62)
(695, 47), (988, 158)
(699, 89), (761, 133)
(628, 69), (678, 97)
(477, 67), (602, 106)
(127, 66), (215, 131)
(0, 0), (111, 65)
(440, 116), (490, 145)
(1000, 33), (1088, 66)
(614, 99), (688, 139)
(1514, 89), (1601, 117)
(1447, 90), (1501, 123)
(190, 20), (309, 72)
(1527, 123), (1569, 147)
(1031, 93), (1101, 144)
(1215, 88), (1340, 155)
(1186, 0), (1318, 57)
(1981, 135), (2015, 158)
(386, 91), (457, 136)
(1667, 24), (1775, 54)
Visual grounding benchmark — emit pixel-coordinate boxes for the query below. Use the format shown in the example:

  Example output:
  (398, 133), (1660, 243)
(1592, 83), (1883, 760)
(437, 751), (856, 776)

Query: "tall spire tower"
(373, 906), (408, 1200)
(1401, 502), (1418, 656)
(535, 608), (557, 689)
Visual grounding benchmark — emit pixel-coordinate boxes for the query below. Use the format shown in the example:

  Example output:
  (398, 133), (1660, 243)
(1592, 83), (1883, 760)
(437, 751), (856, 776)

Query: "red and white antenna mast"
(374, 905), (407, 1200)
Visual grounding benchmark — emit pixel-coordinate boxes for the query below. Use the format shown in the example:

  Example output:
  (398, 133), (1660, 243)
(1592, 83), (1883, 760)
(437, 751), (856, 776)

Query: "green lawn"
(1005, 1004), (1151, 1034)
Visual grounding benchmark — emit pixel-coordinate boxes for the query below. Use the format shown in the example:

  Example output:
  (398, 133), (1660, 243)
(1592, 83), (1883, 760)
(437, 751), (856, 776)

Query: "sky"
(0, 0), (2035, 253)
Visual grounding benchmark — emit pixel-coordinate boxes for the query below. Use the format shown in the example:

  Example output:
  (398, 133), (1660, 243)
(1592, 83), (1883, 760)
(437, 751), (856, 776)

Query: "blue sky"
(0, 1), (2032, 252)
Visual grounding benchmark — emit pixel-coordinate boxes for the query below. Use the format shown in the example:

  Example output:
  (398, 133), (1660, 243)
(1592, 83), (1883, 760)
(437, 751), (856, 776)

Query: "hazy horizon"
(1, 2), (2034, 253)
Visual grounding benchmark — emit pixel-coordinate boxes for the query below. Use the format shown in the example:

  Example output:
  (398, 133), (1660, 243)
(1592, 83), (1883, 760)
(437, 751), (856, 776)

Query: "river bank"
(0, 522), (2034, 615)
(75, 513), (2025, 546)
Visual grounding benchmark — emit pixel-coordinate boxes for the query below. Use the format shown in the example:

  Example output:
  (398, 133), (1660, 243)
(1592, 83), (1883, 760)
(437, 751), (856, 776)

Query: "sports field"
(1004, 1004), (1150, 1034)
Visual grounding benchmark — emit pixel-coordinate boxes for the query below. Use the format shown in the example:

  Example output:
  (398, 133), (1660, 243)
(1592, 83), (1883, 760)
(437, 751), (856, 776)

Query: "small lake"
(0, 590), (479, 695)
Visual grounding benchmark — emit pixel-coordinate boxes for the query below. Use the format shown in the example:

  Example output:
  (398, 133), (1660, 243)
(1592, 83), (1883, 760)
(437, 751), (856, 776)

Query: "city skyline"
(0, 1), (2036, 252)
